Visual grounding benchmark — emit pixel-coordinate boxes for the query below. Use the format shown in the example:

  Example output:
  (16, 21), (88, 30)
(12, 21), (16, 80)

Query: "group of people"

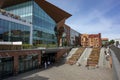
(104, 47), (110, 61)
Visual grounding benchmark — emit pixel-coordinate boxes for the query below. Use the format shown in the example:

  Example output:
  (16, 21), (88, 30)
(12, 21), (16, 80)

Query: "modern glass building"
(0, 10), (31, 44)
(0, 0), (71, 45)
(0, 0), (56, 45)
(0, 0), (72, 79)
(4, 1), (57, 45)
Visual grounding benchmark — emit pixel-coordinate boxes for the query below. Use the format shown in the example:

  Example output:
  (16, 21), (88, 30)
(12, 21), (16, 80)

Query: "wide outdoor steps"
(66, 48), (78, 60)
(87, 48), (100, 68)
(76, 48), (92, 66)
(66, 47), (85, 65)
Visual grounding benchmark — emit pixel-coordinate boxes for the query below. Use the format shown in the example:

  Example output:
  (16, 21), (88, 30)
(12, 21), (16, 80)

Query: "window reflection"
(0, 19), (30, 43)
(19, 54), (38, 73)
(0, 57), (14, 79)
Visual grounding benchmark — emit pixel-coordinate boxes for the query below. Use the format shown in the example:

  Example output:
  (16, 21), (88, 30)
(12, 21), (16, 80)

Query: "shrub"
(22, 44), (32, 49)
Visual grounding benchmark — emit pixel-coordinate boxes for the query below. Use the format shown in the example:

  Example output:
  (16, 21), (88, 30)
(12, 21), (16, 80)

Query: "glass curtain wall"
(4, 0), (57, 45)
(0, 57), (14, 79)
(19, 54), (38, 73)
(0, 19), (30, 44)
(5, 1), (33, 23)
(33, 2), (57, 45)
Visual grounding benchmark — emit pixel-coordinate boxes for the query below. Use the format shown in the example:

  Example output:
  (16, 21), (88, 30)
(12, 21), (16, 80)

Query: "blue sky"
(47, 0), (120, 40)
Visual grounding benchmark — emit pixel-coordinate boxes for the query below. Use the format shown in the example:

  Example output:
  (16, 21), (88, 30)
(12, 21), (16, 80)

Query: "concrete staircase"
(86, 48), (101, 68)
(66, 48), (78, 60)
(66, 47), (85, 65)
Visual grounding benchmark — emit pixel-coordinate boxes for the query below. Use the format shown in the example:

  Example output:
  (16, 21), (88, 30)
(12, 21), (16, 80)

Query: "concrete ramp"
(76, 48), (92, 66)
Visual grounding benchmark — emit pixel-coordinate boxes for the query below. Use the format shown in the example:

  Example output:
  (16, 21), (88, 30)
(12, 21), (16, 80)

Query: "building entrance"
(41, 53), (56, 67)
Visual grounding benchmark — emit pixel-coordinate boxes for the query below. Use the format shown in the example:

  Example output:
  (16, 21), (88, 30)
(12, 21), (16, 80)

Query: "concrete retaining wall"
(110, 49), (120, 80)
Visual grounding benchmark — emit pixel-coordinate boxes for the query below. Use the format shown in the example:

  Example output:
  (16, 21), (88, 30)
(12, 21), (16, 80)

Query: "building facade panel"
(0, 16), (30, 44)
(33, 2), (57, 44)
(70, 28), (80, 46)
(0, 0), (71, 45)
(3, 1), (57, 45)
(58, 24), (71, 46)
(5, 1), (33, 23)
(81, 34), (89, 47)
(64, 25), (70, 46)
(81, 33), (102, 47)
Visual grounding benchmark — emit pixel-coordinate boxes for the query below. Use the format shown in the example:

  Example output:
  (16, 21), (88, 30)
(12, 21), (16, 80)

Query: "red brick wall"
(55, 48), (70, 61)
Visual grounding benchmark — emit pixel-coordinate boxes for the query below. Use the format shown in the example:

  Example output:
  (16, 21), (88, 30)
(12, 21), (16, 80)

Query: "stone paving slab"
(5, 48), (112, 80)
(5, 64), (112, 80)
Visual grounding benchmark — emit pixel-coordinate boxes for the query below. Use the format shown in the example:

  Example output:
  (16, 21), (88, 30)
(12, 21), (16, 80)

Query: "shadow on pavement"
(54, 57), (66, 67)
(5, 72), (49, 80)
(5, 57), (66, 80)
(21, 74), (49, 80)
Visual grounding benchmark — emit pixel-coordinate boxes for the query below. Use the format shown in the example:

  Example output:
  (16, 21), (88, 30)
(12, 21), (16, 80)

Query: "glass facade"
(0, 57), (14, 79)
(5, 1), (33, 23)
(0, 19), (30, 44)
(19, 54), (38, 73)
(33, 2), (57, 44)
(70, 29), (80, 46)
(4, 1), (57, 45)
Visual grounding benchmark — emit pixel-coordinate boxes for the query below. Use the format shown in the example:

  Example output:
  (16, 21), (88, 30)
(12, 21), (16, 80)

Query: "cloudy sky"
(47, 0), (120, 40)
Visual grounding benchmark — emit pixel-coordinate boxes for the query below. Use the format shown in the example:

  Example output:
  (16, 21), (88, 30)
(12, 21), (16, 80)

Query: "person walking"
(48, 61), (50, 66)
(44, 62), (47, 69)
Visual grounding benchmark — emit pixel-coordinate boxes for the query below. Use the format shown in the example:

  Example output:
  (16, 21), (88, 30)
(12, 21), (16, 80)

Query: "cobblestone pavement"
(5, 48), (112, 80)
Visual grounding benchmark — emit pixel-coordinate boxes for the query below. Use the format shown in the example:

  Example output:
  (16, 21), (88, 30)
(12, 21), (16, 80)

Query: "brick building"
(81, 33), (102, 47)
(81, 34), (89, 47)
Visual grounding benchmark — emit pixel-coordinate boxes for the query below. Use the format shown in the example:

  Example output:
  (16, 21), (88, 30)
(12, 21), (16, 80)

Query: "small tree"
(109, 40), (115, 45)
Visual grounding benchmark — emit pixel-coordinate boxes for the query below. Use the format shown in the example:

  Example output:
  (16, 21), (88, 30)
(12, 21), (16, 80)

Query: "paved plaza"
(5, 48), (112, 80)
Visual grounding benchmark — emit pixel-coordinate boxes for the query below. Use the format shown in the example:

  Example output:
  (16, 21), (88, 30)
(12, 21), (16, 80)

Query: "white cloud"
(47, 0), (120, 39)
